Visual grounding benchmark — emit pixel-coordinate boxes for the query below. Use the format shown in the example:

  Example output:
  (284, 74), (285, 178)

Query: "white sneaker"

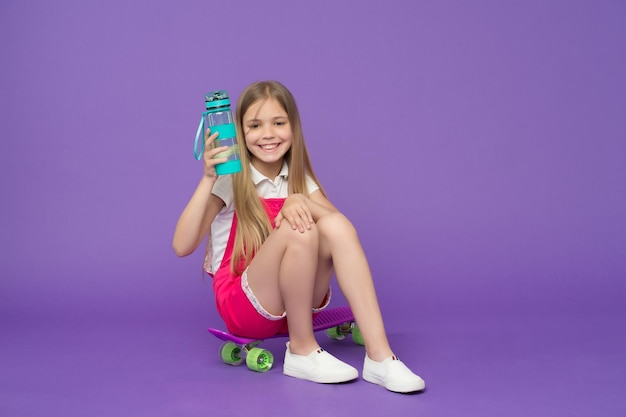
(283, 343), (359, 384)
(363, 355), (426, 393)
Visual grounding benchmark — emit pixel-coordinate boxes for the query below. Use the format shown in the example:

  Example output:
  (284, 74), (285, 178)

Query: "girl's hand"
(203, 128), (229, 179)
(275, 194), (314, 233)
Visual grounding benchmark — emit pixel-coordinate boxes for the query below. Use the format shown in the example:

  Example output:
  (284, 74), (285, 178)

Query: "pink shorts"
(213, 268), (331, 339)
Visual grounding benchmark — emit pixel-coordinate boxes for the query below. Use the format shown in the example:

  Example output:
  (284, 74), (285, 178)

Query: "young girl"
(173, 80), (425, 393)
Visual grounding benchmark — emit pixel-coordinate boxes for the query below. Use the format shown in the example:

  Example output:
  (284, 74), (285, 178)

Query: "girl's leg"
(245, 222), (323, 355)
(315, 212), (393, 361)
(316, 212), (425, 393)
(245, 221), (358, 384)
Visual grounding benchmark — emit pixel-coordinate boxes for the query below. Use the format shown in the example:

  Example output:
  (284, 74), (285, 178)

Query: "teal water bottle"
(194, 90), (242, 175)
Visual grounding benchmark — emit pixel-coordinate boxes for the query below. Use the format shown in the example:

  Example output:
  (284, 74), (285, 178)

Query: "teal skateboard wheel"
(220, 342), (243, 366)
(352, 325), (364, 346)
(246, 347), (274, 372)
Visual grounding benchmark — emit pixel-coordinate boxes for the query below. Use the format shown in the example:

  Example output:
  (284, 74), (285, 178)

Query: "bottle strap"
(194, 114), (206, 161)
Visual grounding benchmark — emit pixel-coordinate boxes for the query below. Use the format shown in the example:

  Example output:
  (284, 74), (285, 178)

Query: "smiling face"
(242, 98), (293, 178)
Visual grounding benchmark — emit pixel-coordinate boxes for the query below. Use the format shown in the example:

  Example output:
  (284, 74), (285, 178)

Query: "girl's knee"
(317, 212), (357, 240)
(279, 221), (319, 251)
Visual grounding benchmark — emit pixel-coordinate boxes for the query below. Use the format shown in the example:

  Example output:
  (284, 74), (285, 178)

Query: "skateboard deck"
(208, 306), (363, 372)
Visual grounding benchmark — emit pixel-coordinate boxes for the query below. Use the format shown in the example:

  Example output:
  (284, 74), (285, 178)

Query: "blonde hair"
(230, 80), (325, 274)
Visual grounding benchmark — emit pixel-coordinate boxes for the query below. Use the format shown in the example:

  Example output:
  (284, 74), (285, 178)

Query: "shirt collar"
(250, 161), (289, 185)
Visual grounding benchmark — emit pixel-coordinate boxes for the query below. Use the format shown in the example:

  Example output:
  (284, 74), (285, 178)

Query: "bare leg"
(247, 211), (422, 391)
(245, 223), (321, 355)
(315, 212), (394, 362)
(246, 212), (393, 360)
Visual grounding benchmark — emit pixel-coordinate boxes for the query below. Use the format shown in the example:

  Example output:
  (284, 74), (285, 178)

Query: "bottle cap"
(205, 90), (231, 110)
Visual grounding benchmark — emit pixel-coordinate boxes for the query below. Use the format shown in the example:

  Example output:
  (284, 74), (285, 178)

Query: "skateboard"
(208, 306), (364, 373)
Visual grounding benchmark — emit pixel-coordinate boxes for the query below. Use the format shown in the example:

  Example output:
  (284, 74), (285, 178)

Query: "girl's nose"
(261, 125), (274, 139)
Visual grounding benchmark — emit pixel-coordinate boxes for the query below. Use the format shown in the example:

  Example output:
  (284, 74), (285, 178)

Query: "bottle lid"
(205, 90), (231, 110)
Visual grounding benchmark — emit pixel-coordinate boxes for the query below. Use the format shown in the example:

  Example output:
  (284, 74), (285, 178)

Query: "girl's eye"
(275, 121), (286, 126)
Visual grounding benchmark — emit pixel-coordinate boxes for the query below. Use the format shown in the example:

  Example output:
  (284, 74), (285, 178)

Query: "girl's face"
(242, 98), (293, 178)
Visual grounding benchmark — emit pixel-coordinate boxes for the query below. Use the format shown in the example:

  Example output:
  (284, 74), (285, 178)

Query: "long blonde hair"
(230, 81), (325, 274)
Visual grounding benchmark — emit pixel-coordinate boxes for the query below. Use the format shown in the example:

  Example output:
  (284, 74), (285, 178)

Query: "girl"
(173, 81), (425, 393)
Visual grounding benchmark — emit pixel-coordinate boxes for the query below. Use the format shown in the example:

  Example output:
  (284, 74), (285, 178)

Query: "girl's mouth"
(260, 143), (279, 151)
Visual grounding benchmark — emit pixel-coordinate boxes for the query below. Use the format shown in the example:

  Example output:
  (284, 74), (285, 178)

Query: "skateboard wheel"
(351, 325), (364, 346)
(220, 342), (243, 366)
(246, 347), (274, 372)
(326, 326), (346, 341)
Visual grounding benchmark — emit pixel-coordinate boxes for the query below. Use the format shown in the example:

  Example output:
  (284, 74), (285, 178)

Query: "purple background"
(1, 1), (625, 416)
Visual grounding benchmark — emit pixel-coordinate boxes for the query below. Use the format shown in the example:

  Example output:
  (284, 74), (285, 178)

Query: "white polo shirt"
(204, 162), (320, 275)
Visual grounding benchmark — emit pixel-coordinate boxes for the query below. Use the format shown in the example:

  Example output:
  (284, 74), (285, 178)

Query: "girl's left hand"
(275, 194), (314, 233)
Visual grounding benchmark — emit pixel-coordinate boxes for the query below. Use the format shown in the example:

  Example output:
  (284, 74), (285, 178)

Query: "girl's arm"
(307, 189), (339, 218)
(173, 129), (227, 257)
(173, 177), (225, 257)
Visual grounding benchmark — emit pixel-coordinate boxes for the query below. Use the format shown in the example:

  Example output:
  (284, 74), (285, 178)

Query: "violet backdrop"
(1, 1), (625, 416)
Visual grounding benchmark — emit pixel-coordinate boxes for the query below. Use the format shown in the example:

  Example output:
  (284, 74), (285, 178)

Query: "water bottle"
(194, 90), (241, 175)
